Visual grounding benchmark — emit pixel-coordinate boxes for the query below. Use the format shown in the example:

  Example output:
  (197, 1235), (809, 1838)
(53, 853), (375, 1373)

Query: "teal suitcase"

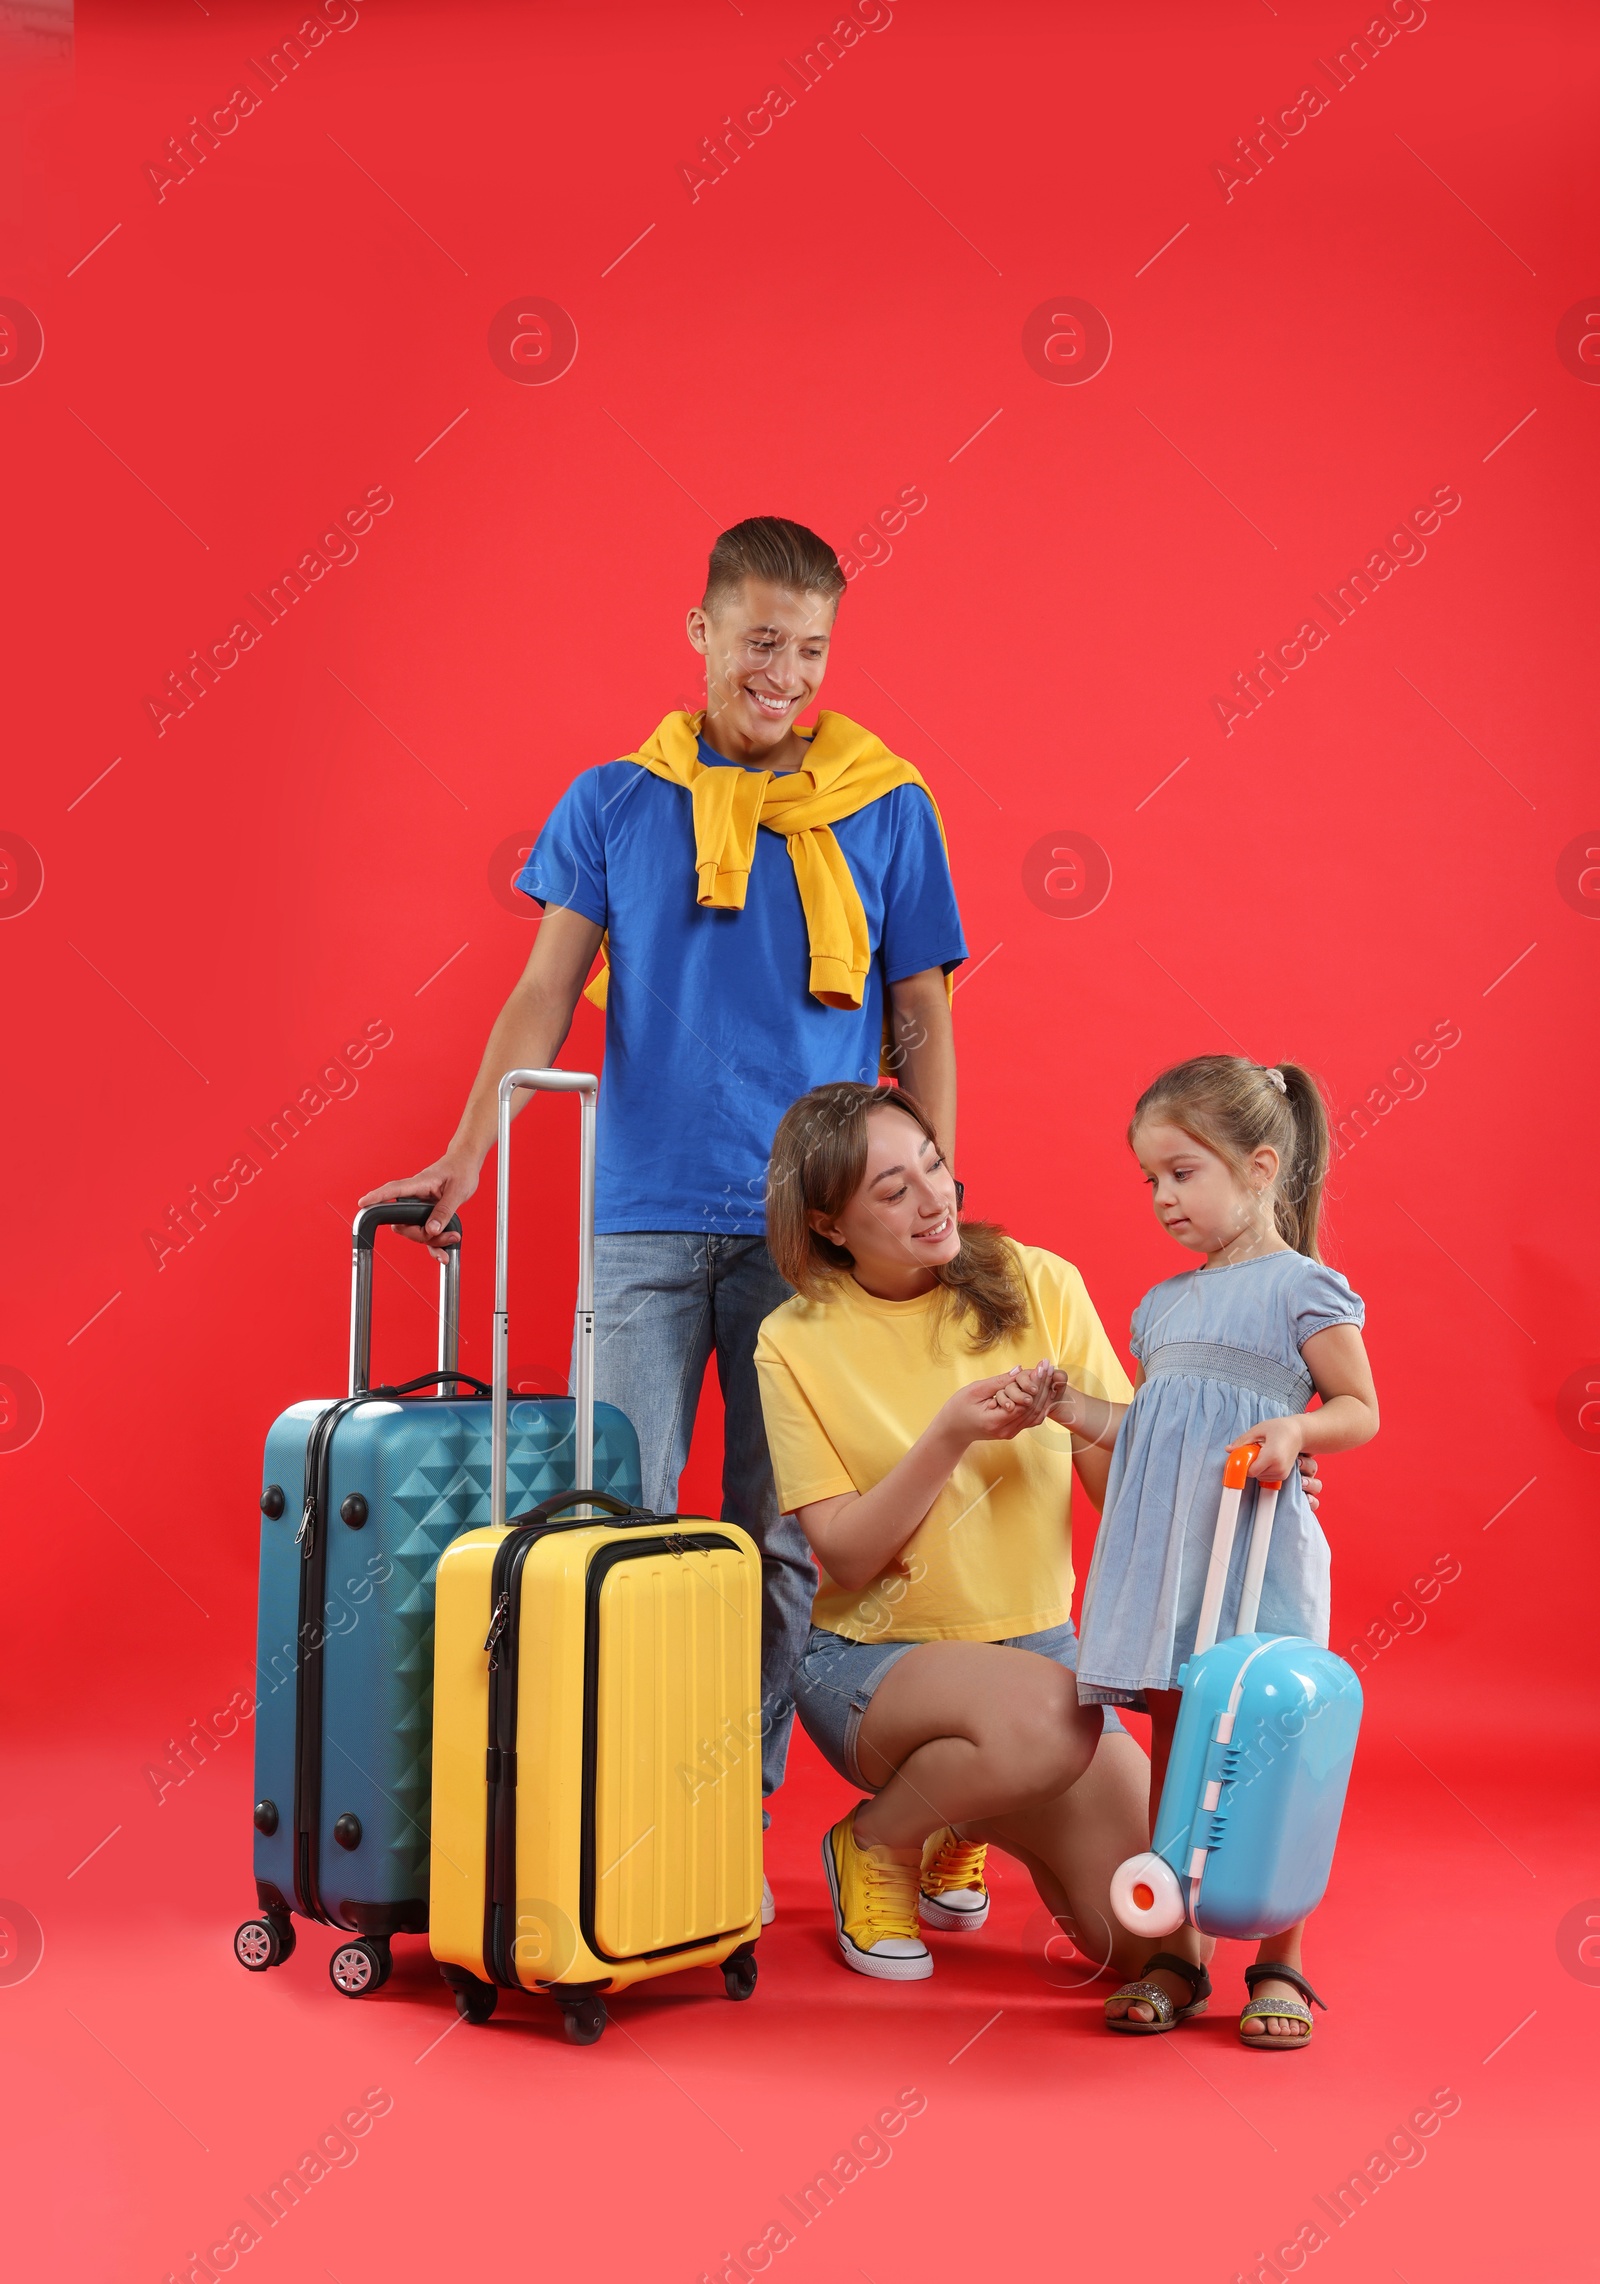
(235, 1199), (641, 1996)
(1111, 1439), (1363, 1941)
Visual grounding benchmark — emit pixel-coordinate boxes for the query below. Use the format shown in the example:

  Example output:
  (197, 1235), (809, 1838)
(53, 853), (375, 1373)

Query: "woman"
(754, 1079), (1152, 1988)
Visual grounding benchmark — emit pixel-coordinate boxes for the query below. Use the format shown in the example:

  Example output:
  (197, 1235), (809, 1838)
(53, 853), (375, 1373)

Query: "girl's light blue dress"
(1076, 1250), (1364, 1707)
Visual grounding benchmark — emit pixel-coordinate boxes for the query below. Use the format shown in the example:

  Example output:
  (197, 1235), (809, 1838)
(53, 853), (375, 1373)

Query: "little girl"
(1073, 1055), (1379, 2048)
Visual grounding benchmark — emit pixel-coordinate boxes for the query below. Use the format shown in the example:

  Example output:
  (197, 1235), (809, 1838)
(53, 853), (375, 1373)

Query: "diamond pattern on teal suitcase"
(375, 1406), (642, 1896)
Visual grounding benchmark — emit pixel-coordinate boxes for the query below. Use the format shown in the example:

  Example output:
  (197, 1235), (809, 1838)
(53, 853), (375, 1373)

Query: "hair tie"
(1262, 1066), (1287, 1095)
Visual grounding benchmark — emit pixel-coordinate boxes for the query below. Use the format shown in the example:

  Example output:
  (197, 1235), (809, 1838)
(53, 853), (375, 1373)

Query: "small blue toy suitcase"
(235, 1197), (641, 1996)
(1111, 1438), (1363, 1942)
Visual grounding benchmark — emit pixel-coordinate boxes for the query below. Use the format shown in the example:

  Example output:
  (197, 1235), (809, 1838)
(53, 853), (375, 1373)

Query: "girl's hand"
(1248, 1417), (1306, 1484)
(1045, 1376), (1099, 1434)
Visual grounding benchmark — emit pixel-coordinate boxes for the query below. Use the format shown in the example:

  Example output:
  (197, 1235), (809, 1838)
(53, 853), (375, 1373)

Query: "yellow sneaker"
(822, 1809), (933, 1981)
(918, 1827), (991, 1932)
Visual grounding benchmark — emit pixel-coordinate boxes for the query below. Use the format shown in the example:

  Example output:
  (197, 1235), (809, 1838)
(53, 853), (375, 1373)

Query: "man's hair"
(703, 517), (845, 613)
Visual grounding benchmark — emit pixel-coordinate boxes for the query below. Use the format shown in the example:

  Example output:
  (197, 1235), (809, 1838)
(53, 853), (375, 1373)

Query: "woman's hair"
(766, 1082), (1028, 1351)
(1129, 1055), (1332, 1259)
(704, 516), (845, 612)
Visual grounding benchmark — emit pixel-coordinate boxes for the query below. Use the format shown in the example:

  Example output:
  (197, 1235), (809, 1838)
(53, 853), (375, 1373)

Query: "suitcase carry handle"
(491, 1068), (599, 1530)
(348, 1201), (464, 1397)
(508, 1487), (645, 1528)
(375, 1369), (494, 1400)
(1193, 1438), (1284, 1656)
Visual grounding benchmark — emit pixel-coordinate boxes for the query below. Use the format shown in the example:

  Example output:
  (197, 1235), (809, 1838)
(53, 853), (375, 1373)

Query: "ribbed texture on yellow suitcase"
(592, 1546), (760, 1957)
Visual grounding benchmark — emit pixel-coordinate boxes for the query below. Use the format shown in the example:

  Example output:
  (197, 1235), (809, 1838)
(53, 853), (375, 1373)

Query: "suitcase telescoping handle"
(348, 1200), (464, 1397)
(1192, 1438), (1284, 1655)
(490, 1068), (599, 1530)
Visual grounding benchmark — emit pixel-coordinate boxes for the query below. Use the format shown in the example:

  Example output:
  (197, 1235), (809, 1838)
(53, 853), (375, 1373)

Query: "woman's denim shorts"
(794, 1618), (1126, 1791)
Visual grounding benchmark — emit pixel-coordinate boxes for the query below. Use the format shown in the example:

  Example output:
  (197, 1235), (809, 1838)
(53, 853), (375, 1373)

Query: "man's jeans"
(585, 1232), (815, 1802)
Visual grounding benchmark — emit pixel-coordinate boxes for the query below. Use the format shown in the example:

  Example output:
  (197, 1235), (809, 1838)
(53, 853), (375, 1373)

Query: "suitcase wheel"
(328, 1936), (391, 1998)
(452, 1976), (498, 2026)
(558, 1994), (607, 2046)
(722, 1950), (758, 2002)
(1109, 1851), (1186, 1940)
(234, 1913), (295, 1972)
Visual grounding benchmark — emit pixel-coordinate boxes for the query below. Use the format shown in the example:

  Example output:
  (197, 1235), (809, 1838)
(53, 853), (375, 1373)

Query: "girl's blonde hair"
(1130, 1055), (1331, 1259)
(765, 1083), (1028, 1351)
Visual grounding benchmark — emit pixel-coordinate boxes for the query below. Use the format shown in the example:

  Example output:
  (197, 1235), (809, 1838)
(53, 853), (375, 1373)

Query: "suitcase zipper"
(294, 1401), (340, 1919)
(484, 1591), (510, 1661)
(291, 1396), (363, 1925)
(483, 1518), (594, 1984)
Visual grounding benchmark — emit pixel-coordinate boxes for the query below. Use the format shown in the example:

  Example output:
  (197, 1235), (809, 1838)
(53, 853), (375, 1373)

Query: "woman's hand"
(938, 1365), (1058, 1447)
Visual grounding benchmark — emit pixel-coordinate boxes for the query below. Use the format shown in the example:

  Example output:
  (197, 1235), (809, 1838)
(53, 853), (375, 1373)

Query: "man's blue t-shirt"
(517, 740), (967, 1234)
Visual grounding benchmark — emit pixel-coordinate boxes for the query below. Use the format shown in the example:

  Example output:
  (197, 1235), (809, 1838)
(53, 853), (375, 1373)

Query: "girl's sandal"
(1104, 1952), (1212, 2036)
(1238, 1962), (1326, 2051)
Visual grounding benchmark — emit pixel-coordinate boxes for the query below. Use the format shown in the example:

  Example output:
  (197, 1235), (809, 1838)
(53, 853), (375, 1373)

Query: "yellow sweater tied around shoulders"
(582, 711), (953, 1046)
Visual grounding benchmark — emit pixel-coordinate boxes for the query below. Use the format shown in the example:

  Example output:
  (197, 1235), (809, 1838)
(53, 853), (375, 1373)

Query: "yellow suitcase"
(428, 1068), (763, 2045)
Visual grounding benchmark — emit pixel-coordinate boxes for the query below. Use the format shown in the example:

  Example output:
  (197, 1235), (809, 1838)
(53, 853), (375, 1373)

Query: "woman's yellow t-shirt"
(753, 1243), (1132, 1644)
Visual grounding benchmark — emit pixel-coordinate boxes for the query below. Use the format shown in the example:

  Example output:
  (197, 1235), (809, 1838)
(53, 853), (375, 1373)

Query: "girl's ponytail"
(1272, 1063), (1330, 1260)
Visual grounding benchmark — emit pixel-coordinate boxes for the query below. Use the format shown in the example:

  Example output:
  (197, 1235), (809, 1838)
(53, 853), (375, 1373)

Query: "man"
(361, 517), (966, 1906)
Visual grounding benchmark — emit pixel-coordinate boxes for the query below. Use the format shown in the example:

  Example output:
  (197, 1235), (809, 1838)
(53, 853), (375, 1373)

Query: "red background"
(3, 1), (1596, 2278)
